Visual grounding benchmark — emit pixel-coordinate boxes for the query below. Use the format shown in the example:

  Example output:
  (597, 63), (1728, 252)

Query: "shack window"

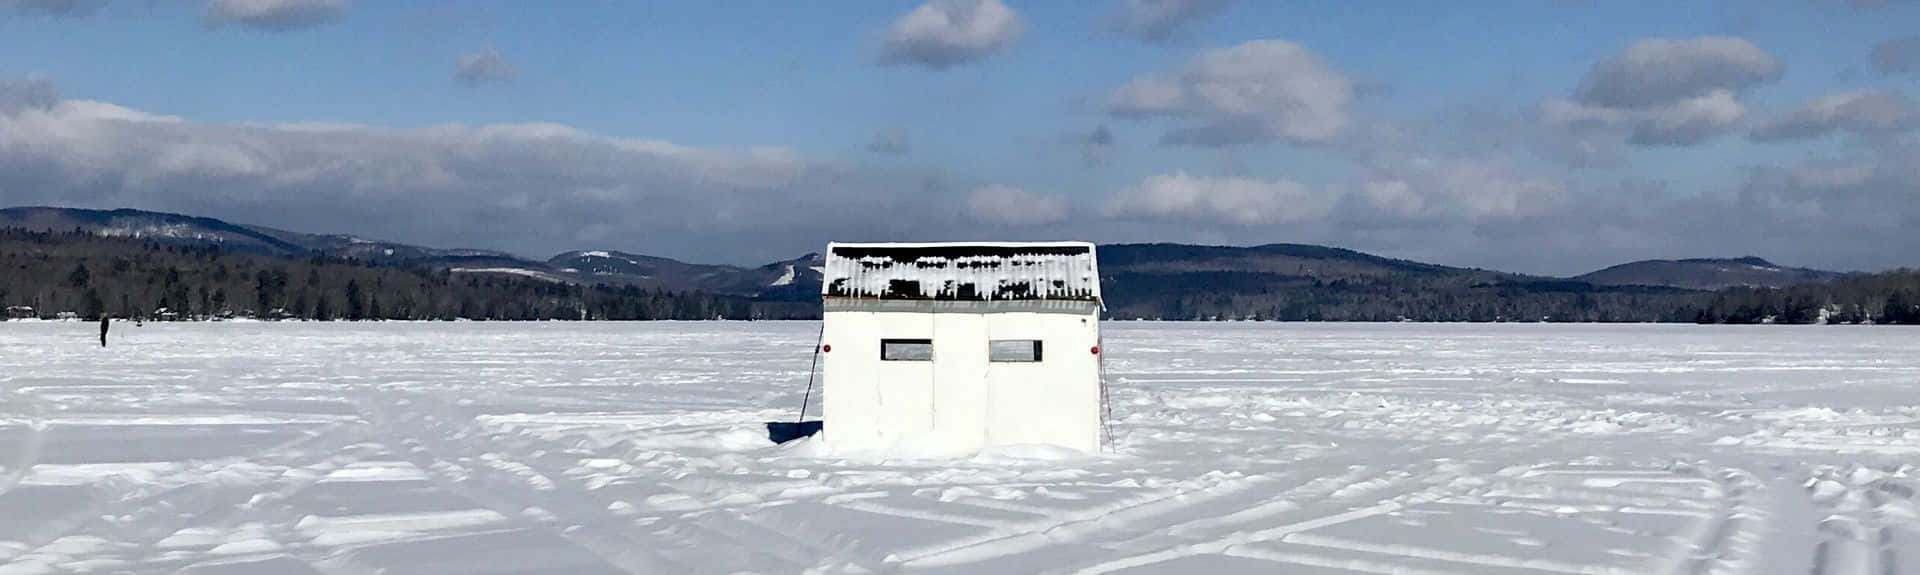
(881, 339), (933, 361)
(989, 340), (1043, 363)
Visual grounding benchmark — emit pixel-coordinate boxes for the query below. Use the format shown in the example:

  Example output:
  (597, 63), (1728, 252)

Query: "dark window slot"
(989, 340), (1043, 363)
(881, 338), (933, 361)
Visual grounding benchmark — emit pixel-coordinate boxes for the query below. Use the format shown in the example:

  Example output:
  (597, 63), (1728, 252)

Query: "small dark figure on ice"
(99, 315), (108, 347)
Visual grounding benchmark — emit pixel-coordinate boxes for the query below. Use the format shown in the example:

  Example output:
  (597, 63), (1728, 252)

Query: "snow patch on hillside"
(449, 267), (568, 283)
(96, 223), (226, 243)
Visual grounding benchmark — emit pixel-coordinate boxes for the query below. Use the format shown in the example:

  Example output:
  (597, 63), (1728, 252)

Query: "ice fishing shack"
(817, 241), (1105, 452)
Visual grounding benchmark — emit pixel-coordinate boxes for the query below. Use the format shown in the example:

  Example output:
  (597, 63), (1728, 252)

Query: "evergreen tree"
(1883, 291), (1918, 325)
(345, 280), (366, 320)
(82, 288), (104, 319)
(67, 263), (90, 288)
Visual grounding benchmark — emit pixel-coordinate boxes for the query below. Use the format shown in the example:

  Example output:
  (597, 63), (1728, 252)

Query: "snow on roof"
(822, 241), (1099, 301)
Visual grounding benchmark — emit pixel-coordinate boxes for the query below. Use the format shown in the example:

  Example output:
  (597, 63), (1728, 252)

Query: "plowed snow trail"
(1, 322), (1917, 574)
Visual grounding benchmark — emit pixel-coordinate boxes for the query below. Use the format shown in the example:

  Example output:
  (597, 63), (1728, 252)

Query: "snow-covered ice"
(1, 322), (1917, 574)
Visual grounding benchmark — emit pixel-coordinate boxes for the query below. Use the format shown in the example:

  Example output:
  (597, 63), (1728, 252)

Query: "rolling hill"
(545, 250), (823, 299)
(1574, 257), (1841, 291)
(0, 206), (518, 264)
(1093, 243), (1705, 321)
(0, 206), (824, 300)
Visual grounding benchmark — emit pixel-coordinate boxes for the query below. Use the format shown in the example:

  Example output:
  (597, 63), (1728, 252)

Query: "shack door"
(931, 312), (990, 450)
(871, 313), (935, 444)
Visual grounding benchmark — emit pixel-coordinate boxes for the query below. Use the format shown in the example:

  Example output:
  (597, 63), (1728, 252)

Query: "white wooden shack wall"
(820, 242), (1103, 453)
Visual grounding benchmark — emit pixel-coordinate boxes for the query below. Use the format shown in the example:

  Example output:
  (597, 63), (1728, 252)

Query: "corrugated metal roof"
(822, 242), (1100, 301)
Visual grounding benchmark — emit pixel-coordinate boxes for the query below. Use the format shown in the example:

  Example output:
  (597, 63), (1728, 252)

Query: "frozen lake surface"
(2, 321), (1918, 574)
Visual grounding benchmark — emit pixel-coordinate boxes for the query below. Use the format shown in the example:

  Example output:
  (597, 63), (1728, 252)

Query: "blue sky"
(2, 0), (1918, 274)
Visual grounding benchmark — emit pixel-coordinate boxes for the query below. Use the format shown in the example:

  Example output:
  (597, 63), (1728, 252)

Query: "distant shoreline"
(3, 317), (1906, 326)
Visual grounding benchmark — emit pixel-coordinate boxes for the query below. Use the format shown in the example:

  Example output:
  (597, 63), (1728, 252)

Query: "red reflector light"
(1090, 346), (1100, 355)
(821, 344), (831, 353)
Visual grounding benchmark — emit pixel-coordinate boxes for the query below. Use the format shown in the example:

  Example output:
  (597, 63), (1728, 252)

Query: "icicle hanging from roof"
(822, 242), (1100, 301)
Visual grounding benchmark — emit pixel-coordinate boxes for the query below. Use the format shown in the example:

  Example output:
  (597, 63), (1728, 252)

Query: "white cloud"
(0, 83), (957, 264)
(1750, 90), (1917, 141)
(1108, 75), (1185, 115)
(5, 53), (1915, 276)
(1633, 89), (1747, 145)
(966, 185), (1067, 226)
(455, 48), (518, 87)
(0, 75), (58, 114)
(207, 0), (346, 31)
(1106, 171), (1327, 225)
(1540, 37), (1778, 148)
(1728, 149), (1920, 258)
(1347, 157), (1567, 223)
(1108, 39), (1352, 147)
(879, 0), (1022, 69)
(1113, 0), (1226, 42)
(1785, 159), (1876, 192)
(1574, 36), (1780, 108)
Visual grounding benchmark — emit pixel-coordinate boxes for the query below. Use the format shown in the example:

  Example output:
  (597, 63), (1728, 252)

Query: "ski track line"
(894, 472), (1280, 568)
(899, 452), (1463, 569)
(112, 426), (383, 574)
(353, 394), (691, 575)
(1674, 466), (1767, 575)
(1805, 466), (1855, 575)
(514, 425), (894, 572)
(1282, 532), (1634, 575)
(1059, 454), (1654, 575)
(0, 390), (49, 498)
(1220, 544), (1504, 575)
(1160, 462), (1405, 539)
(1811, 519), (1872, 575)
(1869, 479), (1911, 575)
(356, 391), (863, 575)
(470, 397), (904, 572)
(0, 420), (366, 571)
(1809, 472), (1907, 575)
(838, 499), (1023, 530)
(1065, 486), (1455, 575)
(472, 401), (883, 571)
(1481, 477), (1721, 514)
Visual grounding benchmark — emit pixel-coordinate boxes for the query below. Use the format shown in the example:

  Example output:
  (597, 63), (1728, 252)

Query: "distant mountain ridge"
(0, 206), (517, 264)
(0, 206), (313, 255)
(0, 207), (1845, 305)
(544, 249), (823, 298)
(12, 206), (1919, 324)
(0, 206), (825, 300)
(1573, 256), (1841, 291)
